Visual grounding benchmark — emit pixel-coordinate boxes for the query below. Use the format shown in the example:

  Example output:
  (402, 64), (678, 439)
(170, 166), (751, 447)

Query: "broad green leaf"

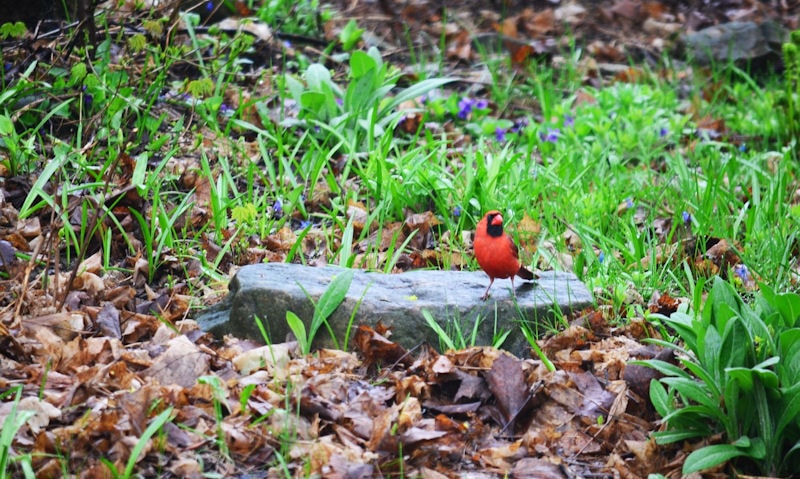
(312, 269), (353, 326)
(304, 63), (332, 91)
(284, 75), (305, 102)
(659, 404), (720, 427)
(652, 428), (709, 445)
(350, 50), (376, 79)
(776, 382), (800, 439)
(683, 443), (751, 474)
(649, 379), (673, 418)
(662, 312), (700, 353)
(778, 329), (800, 381)
(681, 360), (721, 399)
(0, 114), (14, 135)
(719, 317), (750, 371)
(286, 311), (308, 354)
(711, 276), (743, 319)
(761, 283), (800, 328)
(300, 91), (326, 115)
(131, 152), (149, 191)
(700, 323), (723, 386)
(661, 377), (720, 413)
(339, 19), (364, 51)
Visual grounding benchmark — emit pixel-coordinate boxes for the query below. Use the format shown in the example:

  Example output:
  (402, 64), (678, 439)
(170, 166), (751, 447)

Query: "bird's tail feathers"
(517, 266), (537, 280)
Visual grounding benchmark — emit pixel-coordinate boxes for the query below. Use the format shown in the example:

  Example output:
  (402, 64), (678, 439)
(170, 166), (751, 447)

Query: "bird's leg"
(510, 277), (517, 298)
(481, 278), (495, 301)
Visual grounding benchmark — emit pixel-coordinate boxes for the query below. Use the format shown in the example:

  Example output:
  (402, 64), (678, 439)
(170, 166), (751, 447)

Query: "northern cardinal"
(474, 210), (536, 300)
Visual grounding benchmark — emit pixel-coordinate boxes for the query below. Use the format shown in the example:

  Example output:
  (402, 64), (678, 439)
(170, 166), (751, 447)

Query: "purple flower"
(456, 97), (489, 120)
(511, 118), (528, 133)
(495, 127), (507, 142)
(273, 199), (283, 217)
(625, 197), (634, 209)
(682, 211), (691, 224)
(564, 115), (574, 128)
(453, 205), (462, 218)
(335, 97), (343, 107)
(282, 40), (292, 49)
(659, 127), (669, 138)
(539, 128), (560, 143)
(457, 98), (474, 119)
(205, 1), (214, 11)
(299, 219), (311, 229)
(81, 86), (93, 107)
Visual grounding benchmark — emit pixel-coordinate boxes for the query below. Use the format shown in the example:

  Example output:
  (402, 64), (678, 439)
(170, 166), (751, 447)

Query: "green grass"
(3, 15), (795, 304)
(1, 4), (799, 476)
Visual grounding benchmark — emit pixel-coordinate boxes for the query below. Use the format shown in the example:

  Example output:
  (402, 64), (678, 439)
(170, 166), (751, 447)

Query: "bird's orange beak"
(491, 214), (503, 226)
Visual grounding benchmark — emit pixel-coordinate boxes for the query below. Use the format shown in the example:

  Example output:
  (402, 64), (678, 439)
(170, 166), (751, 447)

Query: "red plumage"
(474, 210), (536, 300)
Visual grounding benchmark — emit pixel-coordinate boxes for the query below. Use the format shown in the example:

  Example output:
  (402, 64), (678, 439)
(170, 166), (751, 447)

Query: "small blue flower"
(734, 264), (750, 282)
(739, 143), (746, 152)
(205, 1), (214, 11)
(453, 205), (462, 218)
(564, 115), (574, 128)
(474, 99), (489, 109)
(335, 97), (343, 107)
(299, 219), (311, 229)
(598, 251), (605, 263)
(682, 211), (691, 224)
(282, 40), (292, 49)
(495, 127), (507, 143)
(659, 127), (669, 138)
(626, 197), (634, 209)
(273, 199), (283, 217)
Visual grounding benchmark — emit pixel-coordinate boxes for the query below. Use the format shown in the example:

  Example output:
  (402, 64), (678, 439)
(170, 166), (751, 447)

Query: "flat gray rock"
(197, 263), (593, 357)
(682, 21), (786, 64)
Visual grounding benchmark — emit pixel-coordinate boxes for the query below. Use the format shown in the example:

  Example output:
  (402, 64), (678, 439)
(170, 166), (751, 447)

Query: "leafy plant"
(283, 47), (454, 152)
(0, 21), (26, 39)
(287, 268), (354, 354)
(255, 0), (331, 37)
(635, 276), (800, 476)
(338, 19), (364, 51)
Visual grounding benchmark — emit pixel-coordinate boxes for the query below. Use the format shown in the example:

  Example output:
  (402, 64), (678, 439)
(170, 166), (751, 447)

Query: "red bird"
(474, 210), (536, 300)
